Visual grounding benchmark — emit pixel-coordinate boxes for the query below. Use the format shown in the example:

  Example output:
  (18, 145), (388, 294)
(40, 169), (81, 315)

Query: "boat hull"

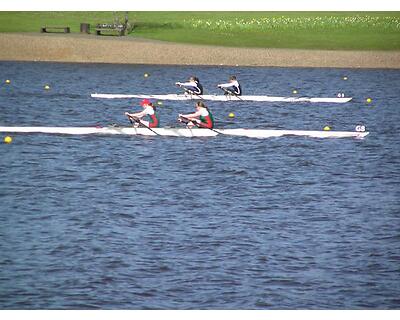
(90, 93), (352, 103)
(0, 126), (369, 139)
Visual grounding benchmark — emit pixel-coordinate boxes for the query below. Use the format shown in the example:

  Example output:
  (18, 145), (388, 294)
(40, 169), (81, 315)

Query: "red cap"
(140, 99), (152, 106)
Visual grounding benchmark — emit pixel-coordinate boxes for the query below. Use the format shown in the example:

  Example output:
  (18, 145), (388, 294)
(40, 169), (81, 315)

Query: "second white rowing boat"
(90, 93), (352, 103)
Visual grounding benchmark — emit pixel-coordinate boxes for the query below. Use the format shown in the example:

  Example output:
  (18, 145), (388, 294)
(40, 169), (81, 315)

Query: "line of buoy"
(4, 79), (52, 90)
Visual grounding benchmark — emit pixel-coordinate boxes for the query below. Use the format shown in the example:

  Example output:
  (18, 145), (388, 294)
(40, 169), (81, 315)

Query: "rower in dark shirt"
(217, 75), (242, 96)
(175, 76), (203, 95)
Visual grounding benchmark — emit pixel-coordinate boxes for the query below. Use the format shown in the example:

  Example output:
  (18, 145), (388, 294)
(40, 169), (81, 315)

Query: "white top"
(218, 80), (240, 88)
(143, 106), (155, 115)
(177, 80), (197, 86)
(199, 108), (209, 117)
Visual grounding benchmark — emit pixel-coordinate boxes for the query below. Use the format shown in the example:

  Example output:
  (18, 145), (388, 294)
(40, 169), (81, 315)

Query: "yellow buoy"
(228, 112), (235, 118)
(144, 73), (149, 78)
(323, 126), (331, 131)
(292, 90), (298, 94)
(157, 101), (163, 105)
(366, 98), (372, 103)
(4, 136), (12, 144)
(5, 79), (11, 84)
(44, 85), (50, 90)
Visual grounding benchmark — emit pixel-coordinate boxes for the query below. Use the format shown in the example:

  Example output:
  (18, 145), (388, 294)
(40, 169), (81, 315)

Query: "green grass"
(0, 11), (399, 50)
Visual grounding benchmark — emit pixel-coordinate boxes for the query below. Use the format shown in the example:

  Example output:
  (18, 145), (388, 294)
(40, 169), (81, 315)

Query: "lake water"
(0, 61), (399, 309)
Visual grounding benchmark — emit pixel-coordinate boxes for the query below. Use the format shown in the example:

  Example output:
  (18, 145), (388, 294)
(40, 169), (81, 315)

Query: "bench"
(40, 26), (70, 33)
(95, 24), (125, 36)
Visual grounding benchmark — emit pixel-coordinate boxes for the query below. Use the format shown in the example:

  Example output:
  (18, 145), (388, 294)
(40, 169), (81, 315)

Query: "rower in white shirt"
(217, 75), (242, 96)
(175, 76), (203, 95)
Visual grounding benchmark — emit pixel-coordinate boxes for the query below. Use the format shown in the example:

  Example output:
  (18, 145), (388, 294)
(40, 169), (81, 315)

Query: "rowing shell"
(0, 127), (369, 139)
(90, 93), (352, 103)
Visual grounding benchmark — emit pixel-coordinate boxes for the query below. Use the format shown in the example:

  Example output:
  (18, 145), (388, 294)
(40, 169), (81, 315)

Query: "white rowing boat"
(90, 93), (352, 103)
(0, 126), (369, 139)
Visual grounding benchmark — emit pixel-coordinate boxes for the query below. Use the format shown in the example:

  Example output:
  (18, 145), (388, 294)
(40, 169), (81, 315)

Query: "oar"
(126, 114), (160, 136)
(178, 115), (223, 135)
(220, 87), (243, 101)
(127, 115), (135, 126)
(184, 89), (204, 100)
(176, 84), (204, 100)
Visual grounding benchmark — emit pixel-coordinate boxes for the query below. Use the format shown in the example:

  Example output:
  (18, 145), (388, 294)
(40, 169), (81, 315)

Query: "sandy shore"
(1, 33), (400, 68)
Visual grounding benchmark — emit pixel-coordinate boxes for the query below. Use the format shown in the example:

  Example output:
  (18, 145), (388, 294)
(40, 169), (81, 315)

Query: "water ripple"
(1, 62), (400, 309)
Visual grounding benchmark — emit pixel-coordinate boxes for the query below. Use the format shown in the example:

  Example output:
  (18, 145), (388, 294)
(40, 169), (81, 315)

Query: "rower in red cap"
(125, 99), (160, 128)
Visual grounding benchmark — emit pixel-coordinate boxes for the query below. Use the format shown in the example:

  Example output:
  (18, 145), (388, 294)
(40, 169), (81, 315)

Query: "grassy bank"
(0, 11), (399, 50)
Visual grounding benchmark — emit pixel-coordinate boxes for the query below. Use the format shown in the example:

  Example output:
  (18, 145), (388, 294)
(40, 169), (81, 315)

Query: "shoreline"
(1, 33), (400, 68)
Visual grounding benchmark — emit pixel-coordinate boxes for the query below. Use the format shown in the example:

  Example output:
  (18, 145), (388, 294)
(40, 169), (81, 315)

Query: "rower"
(217, 75), (242, 96)
(124, 99), (159, 128)
(175, 76), (203, 95)
(178, 101), (214, 129)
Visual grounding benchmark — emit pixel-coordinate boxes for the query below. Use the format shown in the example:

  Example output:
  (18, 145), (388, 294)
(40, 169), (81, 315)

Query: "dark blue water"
(0, 61), (399, 309)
